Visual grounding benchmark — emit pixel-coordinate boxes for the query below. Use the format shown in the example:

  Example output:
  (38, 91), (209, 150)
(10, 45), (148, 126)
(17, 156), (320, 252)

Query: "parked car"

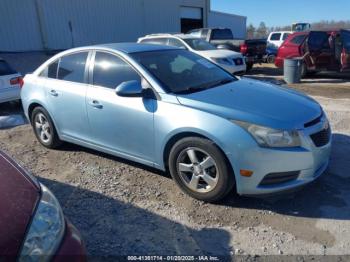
(0, 150), (86, 261)
(264, 44), (278, 64)
(0, 58), (23, 104)
(267, 31), (292, 48)
(22, 43), (331, 202)
(187, 28), (266, 71)
(138, 34), (246, 75)
(275, 30), (350, 76)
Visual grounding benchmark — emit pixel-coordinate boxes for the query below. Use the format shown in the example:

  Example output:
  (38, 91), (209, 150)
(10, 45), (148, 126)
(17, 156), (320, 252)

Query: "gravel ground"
(0, 56), (350, 260)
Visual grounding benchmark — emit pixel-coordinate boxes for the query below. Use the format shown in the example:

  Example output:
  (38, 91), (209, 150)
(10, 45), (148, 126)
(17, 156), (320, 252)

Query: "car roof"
(95, 42), (179, 53)
(142, 34), (197, 40)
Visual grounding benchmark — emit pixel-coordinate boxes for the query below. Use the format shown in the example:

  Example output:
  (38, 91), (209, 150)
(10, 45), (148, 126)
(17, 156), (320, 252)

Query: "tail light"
(10, 76), (24, 88)
(240, 43), (248, 54)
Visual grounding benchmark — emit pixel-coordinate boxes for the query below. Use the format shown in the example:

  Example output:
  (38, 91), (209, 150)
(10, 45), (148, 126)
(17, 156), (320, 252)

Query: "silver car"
(21, 43), (331, 202)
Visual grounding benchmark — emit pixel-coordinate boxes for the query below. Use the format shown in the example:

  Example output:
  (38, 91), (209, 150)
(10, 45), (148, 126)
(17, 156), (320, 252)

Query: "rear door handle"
(50, 90), (58, 97)
(89, 100), (103, 109)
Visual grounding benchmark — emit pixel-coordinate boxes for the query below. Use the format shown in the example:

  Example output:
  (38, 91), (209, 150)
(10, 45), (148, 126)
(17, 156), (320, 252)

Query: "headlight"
(19, 184), (65, 261)
(211, 57), (233, 66)
(233, 120), (301, 148)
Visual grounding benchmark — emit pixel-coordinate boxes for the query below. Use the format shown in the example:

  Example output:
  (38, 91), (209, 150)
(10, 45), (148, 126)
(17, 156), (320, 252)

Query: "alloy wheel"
(177, 147), (219, 193)
(34, 113), (52, 143)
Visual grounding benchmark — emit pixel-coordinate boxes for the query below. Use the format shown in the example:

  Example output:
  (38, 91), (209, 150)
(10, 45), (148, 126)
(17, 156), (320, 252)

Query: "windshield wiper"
(175, 78), (235, 95)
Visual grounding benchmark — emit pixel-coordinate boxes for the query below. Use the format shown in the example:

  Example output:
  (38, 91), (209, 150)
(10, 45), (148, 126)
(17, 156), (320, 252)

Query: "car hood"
(176, 78), (321, 130)
(0, 152), (40, 256)
(196, 49), (242, 59)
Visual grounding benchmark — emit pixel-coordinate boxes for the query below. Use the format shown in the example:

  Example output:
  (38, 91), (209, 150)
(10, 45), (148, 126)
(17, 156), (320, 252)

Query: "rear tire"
(246, 62), (253, 72)
(31, 107), (62, 149)
(168, 137), (235, 202)
(267, 55), (276, 64)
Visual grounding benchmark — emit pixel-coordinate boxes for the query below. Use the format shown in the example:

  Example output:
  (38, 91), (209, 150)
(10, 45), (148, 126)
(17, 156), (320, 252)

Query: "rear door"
(340, 30), (350, 71)
(306, 31), (334, 70)
(44, 51), (91, 140)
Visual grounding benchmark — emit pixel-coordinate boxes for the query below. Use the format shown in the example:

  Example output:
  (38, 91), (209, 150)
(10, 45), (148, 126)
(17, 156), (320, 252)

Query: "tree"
(247, 24), (256, 39)
(256, 22), (268, 38)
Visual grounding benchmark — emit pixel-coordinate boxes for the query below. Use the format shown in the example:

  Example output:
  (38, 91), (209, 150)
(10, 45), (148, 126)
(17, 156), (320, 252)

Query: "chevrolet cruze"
(21, 43), (332, 202)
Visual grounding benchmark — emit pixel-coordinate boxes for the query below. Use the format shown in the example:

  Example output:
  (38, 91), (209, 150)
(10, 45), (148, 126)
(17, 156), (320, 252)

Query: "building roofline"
(209, 10), (247, 20)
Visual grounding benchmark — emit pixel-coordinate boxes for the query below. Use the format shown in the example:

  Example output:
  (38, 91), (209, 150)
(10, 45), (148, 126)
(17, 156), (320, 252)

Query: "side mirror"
(115, 80), (143, 97)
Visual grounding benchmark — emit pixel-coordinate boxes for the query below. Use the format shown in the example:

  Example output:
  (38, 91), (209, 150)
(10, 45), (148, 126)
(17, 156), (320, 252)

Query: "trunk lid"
(0, 60), (20, 90)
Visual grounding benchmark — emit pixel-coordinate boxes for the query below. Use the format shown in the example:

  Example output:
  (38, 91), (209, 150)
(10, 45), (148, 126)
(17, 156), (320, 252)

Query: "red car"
(275, 30), (350, 76)
(0, 150), (86, 261)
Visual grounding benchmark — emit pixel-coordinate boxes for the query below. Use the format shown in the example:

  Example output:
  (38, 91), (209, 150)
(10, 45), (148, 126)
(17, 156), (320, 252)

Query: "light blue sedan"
(21, 43), (331, 202)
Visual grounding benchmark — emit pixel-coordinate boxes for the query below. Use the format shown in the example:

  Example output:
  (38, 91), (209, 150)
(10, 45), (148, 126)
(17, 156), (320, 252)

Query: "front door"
(86, 51), (155, 163)
(306, 31), (335, 70)
(340, 30), (350, 71)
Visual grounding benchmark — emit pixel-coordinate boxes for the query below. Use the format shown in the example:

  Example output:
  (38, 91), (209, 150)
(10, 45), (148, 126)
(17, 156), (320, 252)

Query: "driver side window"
(93, 52), (141, 89)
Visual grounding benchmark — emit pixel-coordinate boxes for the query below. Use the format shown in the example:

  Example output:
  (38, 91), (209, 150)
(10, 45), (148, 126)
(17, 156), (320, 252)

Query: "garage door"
(180, 7), (203, 33)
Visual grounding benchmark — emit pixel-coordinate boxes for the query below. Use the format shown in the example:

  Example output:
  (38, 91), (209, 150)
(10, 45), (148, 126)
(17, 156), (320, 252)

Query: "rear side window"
(93, 52), (141, 89)
(270, 33), (281, 41)
(48, 61), (59, 78)
(308, 32), (330, 50)
(290, 34), (307, 45)
(168, 38), (186, 49)
(211, 29), (234, 40)
(282, 33), (290, 40)
(57, 52), (88, 83)
(0, 60), (16, 76)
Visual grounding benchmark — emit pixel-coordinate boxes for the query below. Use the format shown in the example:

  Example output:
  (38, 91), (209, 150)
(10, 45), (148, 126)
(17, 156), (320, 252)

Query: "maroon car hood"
(0, 152), (40, 257)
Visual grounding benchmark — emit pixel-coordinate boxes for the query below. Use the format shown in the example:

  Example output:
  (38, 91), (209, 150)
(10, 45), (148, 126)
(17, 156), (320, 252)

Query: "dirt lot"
(1, 59), (350, 259)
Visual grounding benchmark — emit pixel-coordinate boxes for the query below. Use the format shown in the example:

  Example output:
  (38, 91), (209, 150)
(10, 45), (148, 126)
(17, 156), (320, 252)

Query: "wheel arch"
(162, 131), (235, 181)
(27, 102), (61, 138)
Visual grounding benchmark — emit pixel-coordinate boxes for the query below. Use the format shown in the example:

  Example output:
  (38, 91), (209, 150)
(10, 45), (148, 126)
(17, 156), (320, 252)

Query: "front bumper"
(53, 220), (86, 262)
(228, 123), (332, 195)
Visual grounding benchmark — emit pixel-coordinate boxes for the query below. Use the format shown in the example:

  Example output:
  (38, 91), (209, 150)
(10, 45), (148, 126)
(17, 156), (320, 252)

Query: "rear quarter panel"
(21, 74), (48, 122)
(275, 36), (305, 68)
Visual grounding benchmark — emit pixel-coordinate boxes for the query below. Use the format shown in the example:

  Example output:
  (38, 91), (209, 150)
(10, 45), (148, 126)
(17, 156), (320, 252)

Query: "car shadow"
(57, 142), (170, 179)
(0, 101), (28, 129)
(56, 132), (350, 222)
(38, 177), (233, 257)
(219, 133), (350, 221)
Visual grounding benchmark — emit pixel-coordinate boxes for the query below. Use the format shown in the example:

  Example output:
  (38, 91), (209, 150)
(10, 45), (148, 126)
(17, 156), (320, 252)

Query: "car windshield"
(132, 50), (236, 94)
(183, 39), (217, 51)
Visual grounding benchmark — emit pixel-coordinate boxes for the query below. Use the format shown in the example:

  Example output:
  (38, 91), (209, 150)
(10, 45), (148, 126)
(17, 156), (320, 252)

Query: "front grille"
(259, 171), (300, 186)
(304, 112), (323, 128)
(233, 58), (243, 65)
(310, 127), (331, 147)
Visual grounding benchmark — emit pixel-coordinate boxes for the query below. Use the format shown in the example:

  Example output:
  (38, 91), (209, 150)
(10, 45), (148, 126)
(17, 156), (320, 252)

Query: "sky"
(211, 0), (350, 27)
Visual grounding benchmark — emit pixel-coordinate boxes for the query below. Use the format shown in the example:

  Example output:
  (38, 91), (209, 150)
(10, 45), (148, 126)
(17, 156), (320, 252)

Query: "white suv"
(0, 59), (22, 104)
(138, 34), (246, 75)
(267, 31), (292, 48)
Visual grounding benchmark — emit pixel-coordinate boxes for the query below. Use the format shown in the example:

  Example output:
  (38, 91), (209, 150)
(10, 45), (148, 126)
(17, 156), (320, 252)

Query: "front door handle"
(89, 100), (103, 109)
(50, 90), (58, 97)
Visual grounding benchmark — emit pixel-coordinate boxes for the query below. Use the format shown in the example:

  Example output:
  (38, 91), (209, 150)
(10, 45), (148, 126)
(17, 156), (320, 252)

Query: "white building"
(0, 0), (246, 52)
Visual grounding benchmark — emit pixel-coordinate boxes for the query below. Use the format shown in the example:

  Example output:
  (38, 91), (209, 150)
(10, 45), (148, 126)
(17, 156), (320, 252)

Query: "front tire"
(168, 137), (235, 202)
(31, 107), (62, 149)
